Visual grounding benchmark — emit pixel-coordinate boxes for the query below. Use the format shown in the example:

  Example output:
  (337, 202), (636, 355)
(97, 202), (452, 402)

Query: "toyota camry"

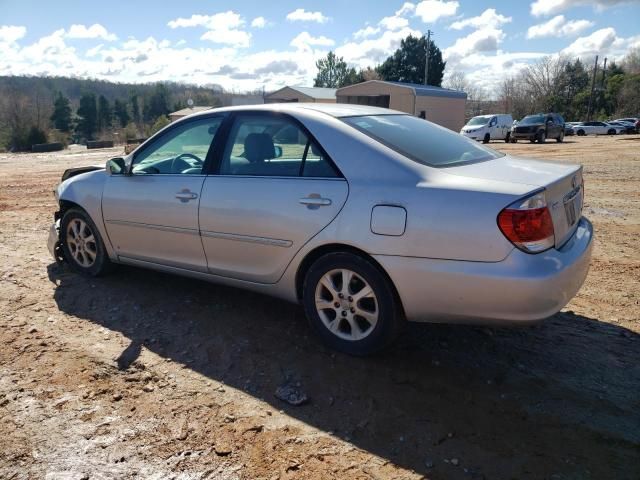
(49, 103), (593, 355)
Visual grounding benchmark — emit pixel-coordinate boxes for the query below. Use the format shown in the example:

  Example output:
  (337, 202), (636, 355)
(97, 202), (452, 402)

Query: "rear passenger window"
(220, 115), (339, 178)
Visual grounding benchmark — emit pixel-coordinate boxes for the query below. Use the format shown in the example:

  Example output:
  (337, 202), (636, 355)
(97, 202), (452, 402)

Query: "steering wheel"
(171, 152), (203, 173)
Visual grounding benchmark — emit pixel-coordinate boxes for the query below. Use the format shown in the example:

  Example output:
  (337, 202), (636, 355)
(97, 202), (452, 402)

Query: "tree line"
(0, 76), (227, 151)
(313, 34), (446, 88)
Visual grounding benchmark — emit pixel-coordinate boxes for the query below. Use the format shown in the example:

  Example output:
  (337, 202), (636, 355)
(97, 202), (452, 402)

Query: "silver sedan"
(49, 104), (593, 355)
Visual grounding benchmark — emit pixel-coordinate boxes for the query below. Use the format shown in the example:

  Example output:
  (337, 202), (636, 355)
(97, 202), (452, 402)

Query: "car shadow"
(47, 263), (640, 479)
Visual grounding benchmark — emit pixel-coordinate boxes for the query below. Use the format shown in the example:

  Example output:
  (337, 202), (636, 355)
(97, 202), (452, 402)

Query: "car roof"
(182, 102), (405, 120)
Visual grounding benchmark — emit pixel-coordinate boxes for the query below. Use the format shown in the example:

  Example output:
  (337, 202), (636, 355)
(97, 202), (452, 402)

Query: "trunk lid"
(443, 155), (584, 248)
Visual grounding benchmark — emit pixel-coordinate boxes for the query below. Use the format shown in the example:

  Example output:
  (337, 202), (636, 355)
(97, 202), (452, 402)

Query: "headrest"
(244, 133), (275, 163)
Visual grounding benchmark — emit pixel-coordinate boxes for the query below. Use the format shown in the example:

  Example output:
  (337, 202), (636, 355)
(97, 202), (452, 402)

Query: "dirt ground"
(0, 135), (638, 480)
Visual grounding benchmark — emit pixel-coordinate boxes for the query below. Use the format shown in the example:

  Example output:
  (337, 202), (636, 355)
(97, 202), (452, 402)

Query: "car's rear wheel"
(505, 132), (511, 143)
(537, 130), (546, 143)
(607, 129), (616, 135)
(557, 131), (564, 143)
(302, 252), (402, 356)
(482, 133), (490, 144)
(61, 208), (112, 276)
(577, 129), (585, 136)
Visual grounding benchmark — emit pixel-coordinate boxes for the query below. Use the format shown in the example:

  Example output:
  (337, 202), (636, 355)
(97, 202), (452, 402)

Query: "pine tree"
(113, 99), (130, 128)
(97, 95), (112, 131)
(50, 92), (72, 132)
(76, 93), (98, 140)
(377, 34), (446, 86)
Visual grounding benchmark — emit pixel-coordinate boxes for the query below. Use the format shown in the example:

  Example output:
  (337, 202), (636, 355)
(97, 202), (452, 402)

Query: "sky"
(0, 0), (639, 95)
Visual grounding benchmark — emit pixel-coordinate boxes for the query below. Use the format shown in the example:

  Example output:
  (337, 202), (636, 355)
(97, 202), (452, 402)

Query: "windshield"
(466, 116), (491, 126)
(520, 115), (545, 125)
(342, 114), (504, 168)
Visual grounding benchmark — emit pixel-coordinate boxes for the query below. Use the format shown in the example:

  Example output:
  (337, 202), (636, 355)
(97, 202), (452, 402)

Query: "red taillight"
(498, 192), (555, 253)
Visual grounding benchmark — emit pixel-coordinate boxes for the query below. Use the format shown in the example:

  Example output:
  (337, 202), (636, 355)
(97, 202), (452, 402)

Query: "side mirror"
(106, 157), (126, 175)
(273, 146), (283, 158)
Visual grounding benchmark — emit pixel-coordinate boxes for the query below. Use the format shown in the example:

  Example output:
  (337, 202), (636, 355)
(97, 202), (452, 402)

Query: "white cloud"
(530, 0), (639, 17)
(0, 25), (27, 44)
(67, 24), (117, 41)
(414, 0), (459, 23)
(379, 15), (410, 31)
(527, 15), (593, 38)
(251, 17), (267, 28)
(449, 8), (512, 30)
(286, 9), (330, 24)
(561, 26), (623, 56)
(353, 25), (381, 39)
(167, 11), (251, 48)
(444, 27), (506, 59)
(290, 31), (335, 50)
(396, 2), (416, 16)
(337, 26), (423, 68)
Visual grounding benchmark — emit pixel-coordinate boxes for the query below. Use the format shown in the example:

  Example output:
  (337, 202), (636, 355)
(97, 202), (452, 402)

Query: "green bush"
(27, 126), (47, 147)
(150, 115), (170, 135)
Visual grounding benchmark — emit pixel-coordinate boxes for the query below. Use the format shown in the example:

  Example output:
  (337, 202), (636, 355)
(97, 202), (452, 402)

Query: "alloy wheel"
(314, 268), (378, 341)
(66, 218), (97, 267)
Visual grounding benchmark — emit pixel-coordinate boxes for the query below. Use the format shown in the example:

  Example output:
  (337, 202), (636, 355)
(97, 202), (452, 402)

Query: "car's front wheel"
(302, 252), (403, 355)
(557, 131), (564, 143)
(537, 130), (546, 143)
(61, 208), (112, 276)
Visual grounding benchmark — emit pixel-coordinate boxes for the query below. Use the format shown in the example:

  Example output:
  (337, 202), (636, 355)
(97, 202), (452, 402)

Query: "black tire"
(302, 252), (403, 356)
(577, 129), (585, 136)
(537, 130), (546, 143)
(60, 208), (113, 276)
(511, 138), (518, 143)
(607, 129), (616, 135)
(556, 131), (564, 143)
(482, 133), (490, 144)
(505, 132), (511, 143)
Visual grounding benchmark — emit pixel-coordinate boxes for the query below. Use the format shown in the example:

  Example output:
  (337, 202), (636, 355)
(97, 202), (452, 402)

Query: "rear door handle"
(175, 190), (198, 202)
(299, 196), (332, 207)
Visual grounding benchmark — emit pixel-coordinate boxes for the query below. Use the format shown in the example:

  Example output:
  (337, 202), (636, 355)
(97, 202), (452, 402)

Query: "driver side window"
(132, 117), (223, 175)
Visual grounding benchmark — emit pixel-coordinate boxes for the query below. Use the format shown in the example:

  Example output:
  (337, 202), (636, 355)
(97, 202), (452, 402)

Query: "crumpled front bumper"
(47, 220), (60, 259)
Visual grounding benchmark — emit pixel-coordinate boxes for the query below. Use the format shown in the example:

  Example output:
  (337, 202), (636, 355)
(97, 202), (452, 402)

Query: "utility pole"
(601, 57), (608, 88)
(587, 55), (598, 122)
(424, 30), (432, 86)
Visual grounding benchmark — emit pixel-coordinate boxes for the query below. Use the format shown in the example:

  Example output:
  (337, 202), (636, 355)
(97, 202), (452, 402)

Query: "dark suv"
(511, 113), (565, 143)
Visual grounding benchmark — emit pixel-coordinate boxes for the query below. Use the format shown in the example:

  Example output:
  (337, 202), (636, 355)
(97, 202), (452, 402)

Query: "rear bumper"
(374, 217), (593, 325)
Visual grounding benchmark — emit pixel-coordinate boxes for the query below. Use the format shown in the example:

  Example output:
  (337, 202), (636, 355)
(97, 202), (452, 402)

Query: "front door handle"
(299, 195), (332, 207)
(175, 190), (198, 202)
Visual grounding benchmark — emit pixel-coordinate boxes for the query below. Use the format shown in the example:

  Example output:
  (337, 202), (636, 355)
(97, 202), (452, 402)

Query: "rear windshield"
(342, 114), (503, 168)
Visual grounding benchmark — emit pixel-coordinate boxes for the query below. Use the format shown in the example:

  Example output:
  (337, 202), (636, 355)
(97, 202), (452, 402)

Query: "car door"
(199, 112), (348, 284)
(102, 115), (225, 272)
(488, 116), (498, 138)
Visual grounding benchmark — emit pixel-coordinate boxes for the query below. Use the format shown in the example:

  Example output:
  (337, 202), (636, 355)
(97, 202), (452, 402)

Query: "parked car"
(615, 117), (640, 133)
(460, 114), (513, 143)
(573, 121), (624, 136)
(607, 121), (636, 134)
(48, 104), (593, 355)
(564, 123), (576, 136)
(511, 113), (565, 143)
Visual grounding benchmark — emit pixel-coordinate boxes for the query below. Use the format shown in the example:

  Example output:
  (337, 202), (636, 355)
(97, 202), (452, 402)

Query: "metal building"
(264, 86), (337, 104)
(336, 80), (467, 131)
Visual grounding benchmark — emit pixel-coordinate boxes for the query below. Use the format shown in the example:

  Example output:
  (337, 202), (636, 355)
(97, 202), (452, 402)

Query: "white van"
(460, 114), (513, 143)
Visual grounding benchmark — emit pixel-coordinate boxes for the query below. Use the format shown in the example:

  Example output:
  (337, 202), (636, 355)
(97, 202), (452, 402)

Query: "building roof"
(267, 86), (337, 100)
(337, 80), (467, 100)
(169, 106), (212, 117)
